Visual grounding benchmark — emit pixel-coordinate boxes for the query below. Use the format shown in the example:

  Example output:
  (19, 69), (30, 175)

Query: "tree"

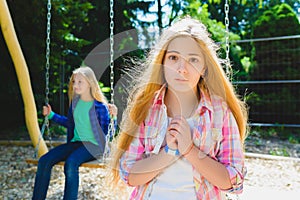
(182, 1), (246, 80)
(251, 3), (300, 80)
(203, 0), (300, 38)
(247, 3), (300, 124)
(0, 0), (136, 136)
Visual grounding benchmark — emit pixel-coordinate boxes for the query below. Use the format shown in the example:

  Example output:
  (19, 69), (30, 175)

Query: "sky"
(134, 0), (184, 48)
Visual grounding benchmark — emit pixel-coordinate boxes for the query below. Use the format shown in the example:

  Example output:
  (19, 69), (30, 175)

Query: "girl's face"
(163, 36), (205, 93)
(73, 73), (91, 96)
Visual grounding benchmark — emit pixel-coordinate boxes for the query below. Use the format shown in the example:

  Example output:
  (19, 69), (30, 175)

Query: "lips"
(175, 78), (188, 82)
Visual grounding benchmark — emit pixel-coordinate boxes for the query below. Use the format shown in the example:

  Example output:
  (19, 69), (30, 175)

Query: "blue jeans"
(32, 141), (100, 200)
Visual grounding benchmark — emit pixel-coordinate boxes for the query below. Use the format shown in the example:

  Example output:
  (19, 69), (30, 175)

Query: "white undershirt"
(149, 117), (197, 200)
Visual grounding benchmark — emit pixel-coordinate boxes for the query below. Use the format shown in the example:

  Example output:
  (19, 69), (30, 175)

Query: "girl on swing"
(111, 17), (248, 200)
(32, 66), (117, 200)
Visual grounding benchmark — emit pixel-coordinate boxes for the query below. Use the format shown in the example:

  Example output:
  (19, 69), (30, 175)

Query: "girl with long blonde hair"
(32, 66), (117, 200)
(111, 16), (248, 200)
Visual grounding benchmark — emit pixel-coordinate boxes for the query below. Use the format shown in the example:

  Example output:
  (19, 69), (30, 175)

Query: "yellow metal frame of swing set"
(0, 0), (108, 168)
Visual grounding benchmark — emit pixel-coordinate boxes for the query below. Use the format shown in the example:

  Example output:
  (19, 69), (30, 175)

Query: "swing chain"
(224, 0), (232, 79)
(35, 0), (52, 158)
(109, 0), (115, 105)
(45, 0), (51, 107)
(224, 3), (240, 200)
(103, 0), (116, 162)
(45, 0), (53, 148)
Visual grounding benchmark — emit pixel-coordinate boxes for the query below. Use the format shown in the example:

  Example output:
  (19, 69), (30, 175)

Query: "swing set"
(0, 0), (116, 168)
(0, 0), (231, 168)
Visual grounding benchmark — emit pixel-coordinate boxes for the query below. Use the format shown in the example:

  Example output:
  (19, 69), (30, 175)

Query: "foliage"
(253, 3), (300, 38)
(0, 0), (138, 133)
(259, 3), (298, 78)
(182, 1), (247, 80)
(249, 126), (300, 144)
(1, 0), (300, 141)
(202, 0), (300, 37)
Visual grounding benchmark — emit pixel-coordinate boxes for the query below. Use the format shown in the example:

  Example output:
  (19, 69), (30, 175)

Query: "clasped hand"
(166, 116), (193, 155)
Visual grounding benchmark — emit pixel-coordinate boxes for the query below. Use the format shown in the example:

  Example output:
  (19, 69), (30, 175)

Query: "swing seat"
(25, 158), (109, 169)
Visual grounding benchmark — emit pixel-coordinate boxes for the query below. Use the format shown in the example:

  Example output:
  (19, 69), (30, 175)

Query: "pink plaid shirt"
(120, 86), (246, 200)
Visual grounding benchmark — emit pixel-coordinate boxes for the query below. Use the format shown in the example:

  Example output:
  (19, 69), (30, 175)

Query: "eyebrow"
(166, 50), (201, 57)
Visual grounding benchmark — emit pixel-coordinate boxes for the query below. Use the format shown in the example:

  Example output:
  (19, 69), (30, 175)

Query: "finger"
(170, 136), (177, 144)
(172, 132), (181, 140)
(42, 107), (48, 116)
(169, 130), (179, 137)
(168, 125), (178, 132)
(168, 122), (184, 131)
(47, 104), (52, 112)
(110, 110), (117, 116)
(166, 134), (177, 144)
(170, 119), (189, 132)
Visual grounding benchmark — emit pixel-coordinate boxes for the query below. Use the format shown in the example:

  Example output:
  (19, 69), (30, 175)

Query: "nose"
(177, 57), (188, 73)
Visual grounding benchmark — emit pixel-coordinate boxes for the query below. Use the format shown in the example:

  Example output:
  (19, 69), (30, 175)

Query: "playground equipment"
(0, 0), (231, 168)
(0, 0), (48, 158)
(0, 0), (115, 168)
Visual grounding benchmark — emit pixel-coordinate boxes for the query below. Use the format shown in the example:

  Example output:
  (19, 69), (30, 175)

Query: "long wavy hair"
(68, 66), (108, 105)
(110, 16), (248, 185)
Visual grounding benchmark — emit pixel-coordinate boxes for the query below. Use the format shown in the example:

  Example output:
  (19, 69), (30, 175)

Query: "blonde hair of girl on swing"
(110, 16), (248, 200)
